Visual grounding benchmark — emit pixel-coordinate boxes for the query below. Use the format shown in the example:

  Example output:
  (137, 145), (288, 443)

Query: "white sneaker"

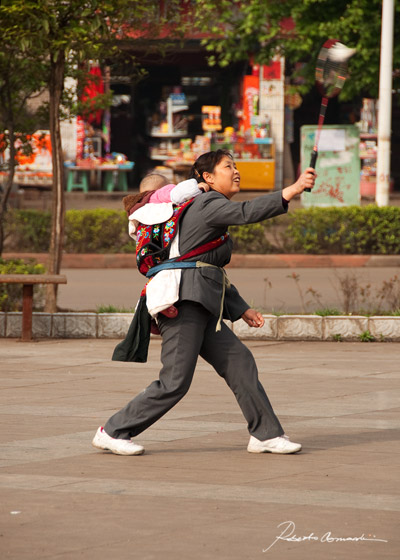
(92, 427), (144, 456)
(247, 435), (301, 454)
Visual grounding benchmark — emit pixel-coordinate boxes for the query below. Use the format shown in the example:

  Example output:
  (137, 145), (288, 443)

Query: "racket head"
(315, 39), (352, 99)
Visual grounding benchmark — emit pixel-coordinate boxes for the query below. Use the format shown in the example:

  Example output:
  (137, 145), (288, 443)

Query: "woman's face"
(204, 156), (240, 199)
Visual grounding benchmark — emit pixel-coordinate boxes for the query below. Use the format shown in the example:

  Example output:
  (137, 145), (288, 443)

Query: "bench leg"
(22, 284), (33, 341)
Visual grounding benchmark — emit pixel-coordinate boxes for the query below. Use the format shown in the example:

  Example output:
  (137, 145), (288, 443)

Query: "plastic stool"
(66, 169), (89, 192)
(104, 170), (128, 192)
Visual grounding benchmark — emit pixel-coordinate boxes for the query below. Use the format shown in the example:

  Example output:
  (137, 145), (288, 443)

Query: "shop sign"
(202, 106), (222, 131)
(262, 60), (281, 81)
(241, 75), (260, 131)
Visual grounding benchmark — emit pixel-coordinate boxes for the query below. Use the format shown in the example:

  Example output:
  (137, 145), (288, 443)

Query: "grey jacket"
(178, 189), (288, 321)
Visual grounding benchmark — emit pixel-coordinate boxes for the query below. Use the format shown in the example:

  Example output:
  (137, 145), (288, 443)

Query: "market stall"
(357, 98), (394, 197)
(145, 61), (283, 190)
(0, 64), (135, 193)
(0, 131), (53, 190)
(64, 154), (134, 193)
(211, 133), (275, 191)
(63, 104), (134, 192)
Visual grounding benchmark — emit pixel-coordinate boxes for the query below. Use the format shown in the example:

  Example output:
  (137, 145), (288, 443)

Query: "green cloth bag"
(111, 296), (151, 363)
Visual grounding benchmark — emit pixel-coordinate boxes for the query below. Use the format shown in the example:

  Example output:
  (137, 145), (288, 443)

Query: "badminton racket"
(305, 39), (356, 192)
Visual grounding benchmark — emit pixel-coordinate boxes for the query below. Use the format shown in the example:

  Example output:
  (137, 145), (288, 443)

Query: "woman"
(92, 149), (316, 456)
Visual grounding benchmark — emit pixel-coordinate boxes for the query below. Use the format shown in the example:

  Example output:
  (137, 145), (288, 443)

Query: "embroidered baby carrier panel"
(136, 199), (194, 276)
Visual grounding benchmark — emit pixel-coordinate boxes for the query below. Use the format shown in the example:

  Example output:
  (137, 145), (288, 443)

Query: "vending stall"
(0, 131), (53, 189)
(144, 60), (284, 190)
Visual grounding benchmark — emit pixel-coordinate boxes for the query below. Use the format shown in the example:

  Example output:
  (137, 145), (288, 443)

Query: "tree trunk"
(0, 121), (17, 256)
(45, 52), (66, 313)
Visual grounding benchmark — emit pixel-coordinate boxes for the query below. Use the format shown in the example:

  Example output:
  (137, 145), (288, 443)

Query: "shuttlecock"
(328, 42), (356, 63)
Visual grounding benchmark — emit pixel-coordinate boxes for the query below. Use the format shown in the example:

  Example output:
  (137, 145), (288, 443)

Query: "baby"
(126, 173), (208, 240)
(139, 173), (170, 193)
(123, 173), (209, 325)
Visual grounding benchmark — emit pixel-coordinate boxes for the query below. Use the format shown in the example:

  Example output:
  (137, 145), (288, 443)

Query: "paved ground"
(0, 338), (398, 559)
(57, 266), (400, 314)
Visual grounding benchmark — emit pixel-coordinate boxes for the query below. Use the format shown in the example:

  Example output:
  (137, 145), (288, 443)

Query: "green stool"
(66, 167), (89, 192)
(103, 169), (128, 192)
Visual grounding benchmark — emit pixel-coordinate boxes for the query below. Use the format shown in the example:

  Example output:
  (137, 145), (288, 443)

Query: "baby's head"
(139, 173), (169, 193)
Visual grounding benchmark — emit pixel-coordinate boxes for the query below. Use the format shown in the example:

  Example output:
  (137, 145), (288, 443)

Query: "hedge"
(64, 209), (133, 253)
(0, 257), (46, 311)
(4, 208), (134, 254)
(280, 206), (400, 254)
(3, 205), (400, 255)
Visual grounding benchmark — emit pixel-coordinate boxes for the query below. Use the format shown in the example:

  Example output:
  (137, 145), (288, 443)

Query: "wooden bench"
(0, 274), (67, 341)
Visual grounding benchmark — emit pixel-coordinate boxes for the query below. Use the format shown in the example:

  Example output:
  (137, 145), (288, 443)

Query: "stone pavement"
(0, 338), (399, 559)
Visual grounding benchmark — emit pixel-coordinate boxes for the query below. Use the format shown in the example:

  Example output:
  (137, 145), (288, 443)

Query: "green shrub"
(64, 209), (132, 253)
(3, 205), (400, 255)
(359, 330), (375, 342)
(281, 205), (400, 254)
(314, 308), (342, 316)
(0, 258), (46, 311)
(4, 208), (135, 254)
(96, 304), (135, 313)
(229, 223), (273, 253)
(5, 209), (51, 252)
(232, 206), (400, 255)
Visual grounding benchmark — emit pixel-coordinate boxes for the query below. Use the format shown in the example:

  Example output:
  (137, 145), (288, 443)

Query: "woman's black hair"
(189, 149), (233, 184)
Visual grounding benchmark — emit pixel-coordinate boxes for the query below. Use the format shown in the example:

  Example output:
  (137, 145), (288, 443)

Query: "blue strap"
(146, 259), (229, 332)
(146, 260), (197, 278)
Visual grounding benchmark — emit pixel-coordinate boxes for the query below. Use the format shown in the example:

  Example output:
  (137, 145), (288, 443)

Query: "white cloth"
(129, 202), (173, 240)
(146, 232), (181, 318)
(128, 179), (200, 239)
(129, 178), (201, 316)
(170, 179), (202, 205)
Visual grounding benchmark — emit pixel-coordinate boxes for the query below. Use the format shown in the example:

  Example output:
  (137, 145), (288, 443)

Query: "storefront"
(0, 131), (53, 190)
(108, 45), (286, 190)
(4, 39), (398, 195)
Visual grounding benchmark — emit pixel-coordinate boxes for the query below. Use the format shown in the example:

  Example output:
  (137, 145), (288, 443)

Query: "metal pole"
(376, 0), (394, 206)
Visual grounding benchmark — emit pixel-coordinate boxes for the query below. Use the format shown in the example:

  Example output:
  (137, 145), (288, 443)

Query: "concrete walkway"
(0, 338), (398, 559)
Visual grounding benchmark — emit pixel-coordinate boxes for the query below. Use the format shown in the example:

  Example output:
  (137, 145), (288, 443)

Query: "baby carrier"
(135, 198), (229, 279)
(113, 197), (229, 363)
(135, 199), (193, 276)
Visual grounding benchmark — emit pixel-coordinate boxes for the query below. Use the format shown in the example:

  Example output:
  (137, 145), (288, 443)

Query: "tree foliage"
(193, 0), (400, 100)
(0, 11), (48, 254)
(0, 0), (183, 311)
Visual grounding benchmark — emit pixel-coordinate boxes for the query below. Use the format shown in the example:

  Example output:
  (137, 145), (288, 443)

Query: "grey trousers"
(105, 301), (283, 441)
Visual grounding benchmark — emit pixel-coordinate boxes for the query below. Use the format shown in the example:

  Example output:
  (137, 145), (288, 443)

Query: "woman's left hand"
(241, 309), (265, 328)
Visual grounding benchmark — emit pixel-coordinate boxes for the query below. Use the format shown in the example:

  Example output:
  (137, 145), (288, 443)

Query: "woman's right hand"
(282, 168), (317, 200)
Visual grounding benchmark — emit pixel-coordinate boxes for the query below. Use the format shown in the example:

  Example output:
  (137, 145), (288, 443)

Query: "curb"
(3, 252), (400, 269)
(1, 312), (399, 342)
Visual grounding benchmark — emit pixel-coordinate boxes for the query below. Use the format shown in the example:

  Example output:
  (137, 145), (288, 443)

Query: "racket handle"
(309, 149), (318, 169)
(305, 149), (318, 192)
